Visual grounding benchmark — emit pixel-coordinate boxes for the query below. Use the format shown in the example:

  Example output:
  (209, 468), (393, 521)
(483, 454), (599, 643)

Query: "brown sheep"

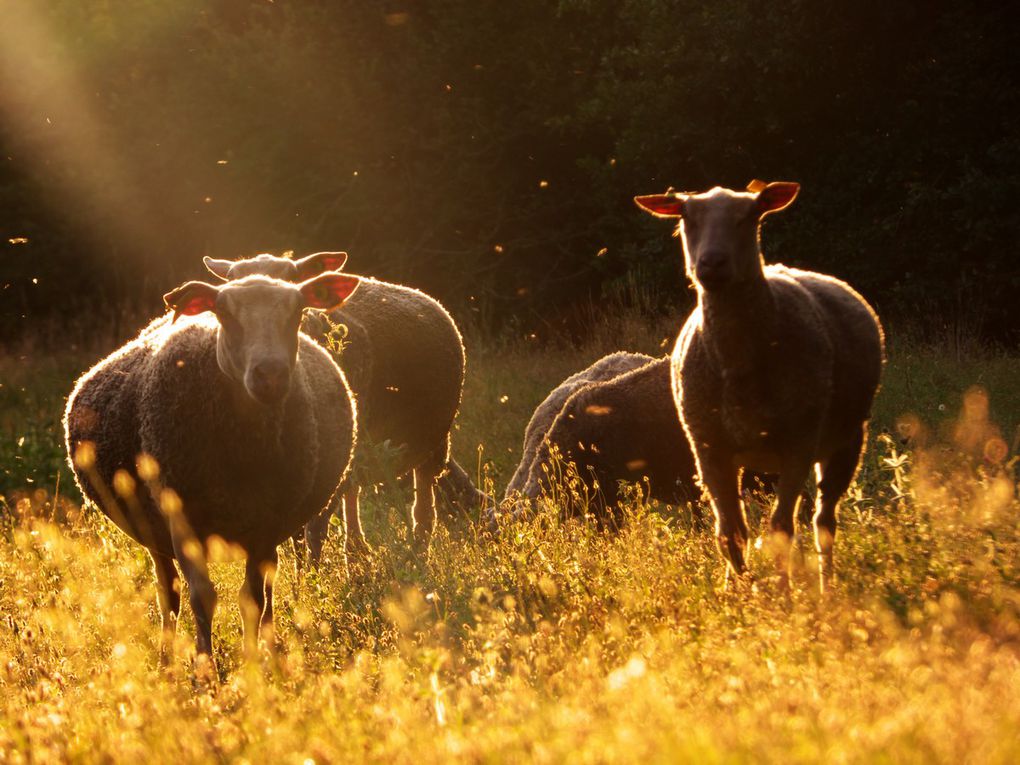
(64, 273), (359, 657)
(203, 253), (480, 559)
(504, 354), (699, 524)
(636, 181), (884, 590)
(504, 351), (655, 497)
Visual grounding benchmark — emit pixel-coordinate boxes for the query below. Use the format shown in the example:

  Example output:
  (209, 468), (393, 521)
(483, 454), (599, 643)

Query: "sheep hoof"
(158, 643), (174, 668)
(257, 623), (281, 654)
(344, 549), (375, 580)
(190, 653), (219, 692)
(481, 507), (502, 538)
(771, 570), (792, 595)
(723, 567), (753, 593)
(412, 537), (430, 559)
(157, 627), (178, 667)
(345, 535), (373, 561)
(817, 560), (836, 595)
(411, 530), (433, 564)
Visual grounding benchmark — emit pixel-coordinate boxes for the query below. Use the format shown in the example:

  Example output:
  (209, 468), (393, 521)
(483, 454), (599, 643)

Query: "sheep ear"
(163, 281), (219, 322)
(757, 182), (800, 216)
(293, 251), (349, 281)
(634, 194), (686, 218)
(299, 272), (360, 311)
(203, 256), (234, 282)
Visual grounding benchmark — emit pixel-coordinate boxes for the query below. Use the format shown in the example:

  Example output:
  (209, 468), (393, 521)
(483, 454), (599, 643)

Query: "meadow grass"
(1, 312), (1019, 763)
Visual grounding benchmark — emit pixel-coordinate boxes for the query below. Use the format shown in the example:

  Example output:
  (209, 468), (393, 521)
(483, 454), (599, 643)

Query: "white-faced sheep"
(505, 353), (699, 524)
(202, 252), (479, 558)
(64, 273), (360, 657)
(635, 181), (884, 590)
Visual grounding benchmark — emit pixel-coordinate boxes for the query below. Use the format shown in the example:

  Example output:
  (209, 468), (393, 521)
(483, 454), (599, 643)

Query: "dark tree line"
(2, 0), (1018, 345)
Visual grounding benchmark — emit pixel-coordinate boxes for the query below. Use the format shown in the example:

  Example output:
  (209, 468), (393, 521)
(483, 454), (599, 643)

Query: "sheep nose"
(248, 360), (290, 404)
(695, 252), (731, 290)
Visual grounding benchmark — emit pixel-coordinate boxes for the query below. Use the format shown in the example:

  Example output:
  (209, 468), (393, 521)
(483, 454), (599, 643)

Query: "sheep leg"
(291, 531), (308, 577)
(262, 549), (278, 634)
(240, 547), (279, 652)
(169, 526), (217, 659)
(411, 441), (448, 554)
(342, 484), (371, 560)
(150, 550), (181, 660)
(814, 425), (866, 592)
(699, 455), (748, 577)
(291, 490), (340, 574)
(436, 458), (489, 521)
(303, 497), (336, 565)
(768, 460), (813, 587)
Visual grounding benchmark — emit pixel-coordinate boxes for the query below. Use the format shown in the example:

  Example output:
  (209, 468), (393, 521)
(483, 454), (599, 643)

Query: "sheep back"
(64, 317), (172, 552)
(304, 277), (464, 479)
(504, 351), (653, 497)
(519, 357), (698, 516)
(673, 265), (882, 466)
(785, 267), (884, 431)
(66, 316), (356, 555)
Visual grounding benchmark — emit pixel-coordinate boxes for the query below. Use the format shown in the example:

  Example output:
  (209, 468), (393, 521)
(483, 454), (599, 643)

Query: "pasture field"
(1, 312), (1019, 764)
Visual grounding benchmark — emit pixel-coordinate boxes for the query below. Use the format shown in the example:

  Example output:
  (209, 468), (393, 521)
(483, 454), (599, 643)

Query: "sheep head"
(164, 273), (359, 405)
(203, 251), (349, 283)
(635, 182), (799, 292)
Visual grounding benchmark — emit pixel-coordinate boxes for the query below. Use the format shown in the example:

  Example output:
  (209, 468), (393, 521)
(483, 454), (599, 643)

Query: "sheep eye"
(217, 308), (241, 333)
(283, 307), (303, 333)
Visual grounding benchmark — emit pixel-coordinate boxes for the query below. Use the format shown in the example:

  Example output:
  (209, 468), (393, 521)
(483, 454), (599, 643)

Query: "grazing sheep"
(504, 351), (654, 497)
(203, 252), (477, 556)
(435, 457), (491, 522)
(635, 181), (884, 589)
(505, 354), (699, 523)
(64, 273), (360, 657)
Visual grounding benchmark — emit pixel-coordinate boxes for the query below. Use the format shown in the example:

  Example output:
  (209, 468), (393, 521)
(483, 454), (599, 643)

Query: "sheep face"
(634, 182), (799, 292)
(164, 273), (359, 405)
(204, 251), (348, 283)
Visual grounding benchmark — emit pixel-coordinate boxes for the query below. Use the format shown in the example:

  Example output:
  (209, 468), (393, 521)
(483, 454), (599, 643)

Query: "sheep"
(635, 181), (884, 590)
(202, 252), (479, 558)
(64, 272), (360, 658)
(505, 353), (699, 523)
(504, 351), (655, 497)
(435, 457), (491, 522)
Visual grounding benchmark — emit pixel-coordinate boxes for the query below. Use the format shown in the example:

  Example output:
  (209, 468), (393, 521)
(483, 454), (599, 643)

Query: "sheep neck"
(220, 368), (291, 448)
(698, 272), (776, 380)
(212, 327), (292, 436)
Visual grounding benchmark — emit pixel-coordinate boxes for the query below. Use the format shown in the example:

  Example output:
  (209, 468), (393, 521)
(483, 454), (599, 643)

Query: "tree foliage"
(1, 0), (1017, 342)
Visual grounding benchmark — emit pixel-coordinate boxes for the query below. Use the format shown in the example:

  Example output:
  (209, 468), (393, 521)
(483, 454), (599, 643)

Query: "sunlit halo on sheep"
(0, 5), (1017, 758)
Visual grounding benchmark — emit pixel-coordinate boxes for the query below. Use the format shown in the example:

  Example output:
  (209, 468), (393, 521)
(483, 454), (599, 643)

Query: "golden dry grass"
(1, 322), (1019, 764)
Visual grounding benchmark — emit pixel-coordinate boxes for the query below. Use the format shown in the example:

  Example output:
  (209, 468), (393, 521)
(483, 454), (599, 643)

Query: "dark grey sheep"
(435, 456), (490, 522)
(504, 351), (654, 497)
(636, 181), (884, 590)
(64, 273), (359, 657)
(203, 253), (482, 557)
(505, 354), (699, 524)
